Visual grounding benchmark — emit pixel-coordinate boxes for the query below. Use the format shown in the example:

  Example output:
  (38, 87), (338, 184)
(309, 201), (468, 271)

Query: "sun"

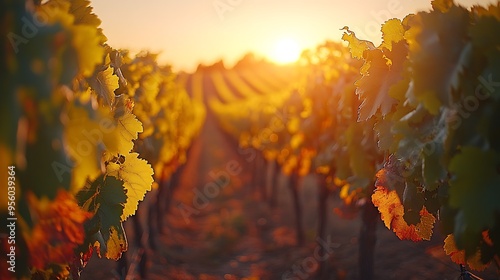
(271, 37), (301, 64)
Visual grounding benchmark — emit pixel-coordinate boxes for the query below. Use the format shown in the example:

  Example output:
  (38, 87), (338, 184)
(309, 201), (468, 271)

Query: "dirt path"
(143, 73), (310, 279)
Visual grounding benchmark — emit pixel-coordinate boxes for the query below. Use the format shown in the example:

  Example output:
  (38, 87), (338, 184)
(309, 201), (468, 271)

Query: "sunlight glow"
(271, 38), (301, 64)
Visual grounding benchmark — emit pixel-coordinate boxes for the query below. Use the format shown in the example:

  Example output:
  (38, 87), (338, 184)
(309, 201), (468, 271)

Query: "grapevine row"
(0, 0), (204, 279)
(210, 0), (500, 278)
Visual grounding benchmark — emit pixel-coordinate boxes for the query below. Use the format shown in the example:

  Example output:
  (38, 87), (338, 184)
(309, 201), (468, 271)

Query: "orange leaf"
(443, 234), (489, 271)
(25, 190), (92, 269)
(444, 234), (466, 265)
(372, 185), (436, 241)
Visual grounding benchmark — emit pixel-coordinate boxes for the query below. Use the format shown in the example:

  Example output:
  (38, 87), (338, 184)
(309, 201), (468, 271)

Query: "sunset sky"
(91, 0), (495, 72)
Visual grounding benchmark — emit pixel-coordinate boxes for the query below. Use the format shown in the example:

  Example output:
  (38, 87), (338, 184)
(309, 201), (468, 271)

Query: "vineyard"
(1, 0), (500, 279)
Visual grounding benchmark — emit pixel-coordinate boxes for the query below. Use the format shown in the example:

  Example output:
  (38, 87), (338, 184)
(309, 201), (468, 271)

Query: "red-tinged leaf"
(372, 185), (436, 241)
(25, 190), (93, 270)
(444, 234), (489, 271)
(444, 234), (466, 265)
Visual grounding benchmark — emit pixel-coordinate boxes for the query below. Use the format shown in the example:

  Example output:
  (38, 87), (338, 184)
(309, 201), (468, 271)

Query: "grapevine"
(209, 0), (500, 276)
(0, 0), (204, 278)
(1, 0), (499, 278)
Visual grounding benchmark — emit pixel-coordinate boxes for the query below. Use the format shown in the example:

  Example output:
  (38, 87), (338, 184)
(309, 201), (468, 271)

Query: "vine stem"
(359, 183), (378, 280)
(494, 256), (500, 274)
(460, 264), (485, 280)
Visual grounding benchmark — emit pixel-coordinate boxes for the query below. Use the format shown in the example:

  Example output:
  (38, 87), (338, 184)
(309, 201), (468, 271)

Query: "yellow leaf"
(38, 1), (73, 27)
(341, 27), (375, 59)
(372, 185), (403, 229)
(107, 153), (154, 220)
(381, 18), (405, 51)
(71, 25), (105, 77)
(102, 109), (143, 156)
(69, 0), (107, 43)
(105, 225), (128, 260)
(38, 1), (104, 77)
(93, 65), (119, 107)
(65, 105), (102, 192)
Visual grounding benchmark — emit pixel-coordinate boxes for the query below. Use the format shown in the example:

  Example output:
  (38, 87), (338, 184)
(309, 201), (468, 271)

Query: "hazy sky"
(91, 0), (495, 72)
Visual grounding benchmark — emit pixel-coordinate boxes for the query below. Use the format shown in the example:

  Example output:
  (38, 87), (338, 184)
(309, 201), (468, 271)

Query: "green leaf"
(89, 65), (119, 107)
(406, 5), (471, 114)
(98, 185), (128, 260)
(20, 93), (71, 199)
(422, 141), (447, 191)
(402, 181), (425, 225)
(0, 92), (20, 151)
(102, 99), (143, 156)
(449, 147), (500, 238)
(77, 175), (128, 260)
(345, 123), (376, 188)
(106, 152), (154, 220)
(355, 40), (407, 121)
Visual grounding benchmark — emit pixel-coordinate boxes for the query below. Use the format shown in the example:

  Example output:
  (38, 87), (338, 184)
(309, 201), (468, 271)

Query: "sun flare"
(271, 38), (301, 64)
